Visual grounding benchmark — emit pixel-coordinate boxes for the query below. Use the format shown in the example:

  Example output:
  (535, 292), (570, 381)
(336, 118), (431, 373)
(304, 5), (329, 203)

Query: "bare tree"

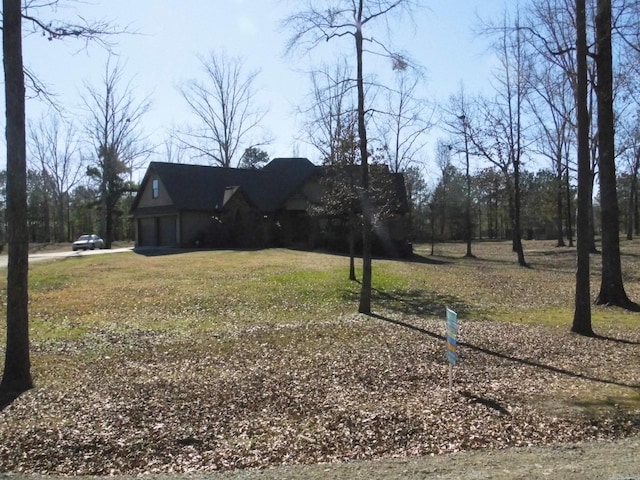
(319, 114), (362, 281)
(177, 50), (268, 167)
(475, 8), (537, 267)
(20, 1), (120, 105)
(1, 0), (118, 410)
(526, 0), (598, 251)
(443, 86), (475, 258)
(433, 139), (453, 241)
(28, 115), (84, 242)
(304, 60), (404, 279)
(164, 135), (188, 164)
(617, 115), (640, 240)
(526, 60), (575, 247)
(573, 0), (594, 335)
(302, 60), (359, 280)
(458, 90), (529, 266)
(284, 0), (416, 314)
(1, 0), (32, 408)
(377, 69), (433, 174)
(82, 57), (151, 248)
(593, 0), (639, 310)
(301, 59), (355, 165)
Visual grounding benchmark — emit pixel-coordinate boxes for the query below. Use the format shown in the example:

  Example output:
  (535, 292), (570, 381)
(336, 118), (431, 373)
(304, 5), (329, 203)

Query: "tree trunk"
(56, 195), (65, 242)
(43, 191), (51, 243)
(355, 1), (372, 315)
(588, 165), (598, 254)
(1, 0), (34, 407)
(572, 0), (594, 336)
(626, 152), (638, 241)
(594, 0), (638, 310)
(464, 133), (474, 258)
(627, 175), (636, 241)
(100, 184), (108, 244)
(349, 212), (356, 281)
(555, 152), (566, 247)
(636, 179), (640, 236)
(513, 159), (527, 266)
(565, 168), (574, 247)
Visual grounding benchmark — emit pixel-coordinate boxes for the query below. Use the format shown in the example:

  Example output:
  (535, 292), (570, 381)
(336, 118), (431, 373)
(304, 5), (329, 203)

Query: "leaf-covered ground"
(0, 241), (639, 475)
(1, 315), (639, 474)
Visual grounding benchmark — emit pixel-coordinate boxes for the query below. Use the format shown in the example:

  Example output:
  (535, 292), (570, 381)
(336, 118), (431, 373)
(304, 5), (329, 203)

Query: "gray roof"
(133, 158), (318, 213)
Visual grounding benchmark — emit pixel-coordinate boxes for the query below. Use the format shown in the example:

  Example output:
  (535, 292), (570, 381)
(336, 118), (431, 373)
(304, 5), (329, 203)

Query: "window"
(152, 179), (159, 199)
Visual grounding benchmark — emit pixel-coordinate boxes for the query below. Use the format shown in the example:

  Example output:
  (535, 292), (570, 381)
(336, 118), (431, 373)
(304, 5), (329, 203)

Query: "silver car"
(72, 234), (105, 251)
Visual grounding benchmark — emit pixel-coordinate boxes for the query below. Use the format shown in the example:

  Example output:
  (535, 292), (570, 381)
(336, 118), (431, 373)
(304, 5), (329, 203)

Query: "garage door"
(138, 218), (157, 246)
(159, 216), (177, 246)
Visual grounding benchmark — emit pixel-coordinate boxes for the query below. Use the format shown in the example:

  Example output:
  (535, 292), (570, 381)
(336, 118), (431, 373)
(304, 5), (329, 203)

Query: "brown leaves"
(1, 314), (639, 474)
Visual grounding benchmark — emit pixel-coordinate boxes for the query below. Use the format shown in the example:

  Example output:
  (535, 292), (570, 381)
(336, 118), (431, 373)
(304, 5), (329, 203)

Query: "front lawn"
(0, 241), (638, 474)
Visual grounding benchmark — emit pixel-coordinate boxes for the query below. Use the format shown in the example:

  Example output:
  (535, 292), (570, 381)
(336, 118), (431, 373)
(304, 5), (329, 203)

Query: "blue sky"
(18, 0), (511, 178)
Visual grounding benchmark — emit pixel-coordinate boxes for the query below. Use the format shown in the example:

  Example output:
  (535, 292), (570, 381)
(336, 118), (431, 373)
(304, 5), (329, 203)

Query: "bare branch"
(176, 50), (270, 168)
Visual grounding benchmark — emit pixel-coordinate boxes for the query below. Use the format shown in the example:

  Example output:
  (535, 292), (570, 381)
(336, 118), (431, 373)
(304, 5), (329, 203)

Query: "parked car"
(72, 234), (105, 251)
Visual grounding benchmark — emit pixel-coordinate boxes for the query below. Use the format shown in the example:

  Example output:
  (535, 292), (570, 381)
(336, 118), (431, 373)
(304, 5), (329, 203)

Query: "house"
(131, 157), (411, 256)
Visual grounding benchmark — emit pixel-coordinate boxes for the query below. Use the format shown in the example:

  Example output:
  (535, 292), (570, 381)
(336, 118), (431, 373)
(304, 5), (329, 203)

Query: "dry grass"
(0, 240), (638, 474)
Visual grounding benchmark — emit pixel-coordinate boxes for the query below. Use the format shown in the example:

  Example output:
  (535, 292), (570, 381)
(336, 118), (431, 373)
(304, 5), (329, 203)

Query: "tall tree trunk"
(636, 180), (640, 236)
(589, 161), (599, 253)
(627, 173), (637, 240)
(464, 129), (474, 257)
(429, 203), (435, 255)
(565, 167), (574, 247)
(513, 159), (527, 266)
(556, 153), (566, 247)
(460, 125), (474, 258)
(573, 0), (594, 336)
(626, 151), (639, 240)
(43, 192), (51, 242)
(349, 211), (356, 281)
(594, 0), (638, 310)
(1, 0), (34, 407)
(355, 2), (372, 315)
(56, 195), (65, 242)
(100, 185), (108, 244)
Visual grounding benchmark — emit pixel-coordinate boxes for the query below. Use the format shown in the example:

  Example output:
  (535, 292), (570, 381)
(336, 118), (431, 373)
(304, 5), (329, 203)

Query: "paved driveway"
(0, 247), (134, 267)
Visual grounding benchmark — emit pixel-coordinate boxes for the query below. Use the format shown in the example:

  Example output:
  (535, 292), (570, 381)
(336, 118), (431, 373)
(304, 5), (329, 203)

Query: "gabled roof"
(133, 157), (318, 213)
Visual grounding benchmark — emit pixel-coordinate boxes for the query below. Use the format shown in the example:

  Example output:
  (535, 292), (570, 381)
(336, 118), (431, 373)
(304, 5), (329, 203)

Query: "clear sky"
(16, 0), (512, 180)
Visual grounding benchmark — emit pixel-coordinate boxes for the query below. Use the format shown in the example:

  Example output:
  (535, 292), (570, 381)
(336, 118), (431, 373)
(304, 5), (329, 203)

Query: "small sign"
(446, 307), (458, 366)
(446, 307), (458, 391)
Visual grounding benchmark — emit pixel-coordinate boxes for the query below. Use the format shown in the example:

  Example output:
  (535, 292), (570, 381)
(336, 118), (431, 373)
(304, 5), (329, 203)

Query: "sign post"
(445, 307), (458, 390)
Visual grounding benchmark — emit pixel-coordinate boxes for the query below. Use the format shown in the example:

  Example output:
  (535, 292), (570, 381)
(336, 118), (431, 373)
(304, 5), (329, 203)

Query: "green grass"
(0, 239), (637, 345)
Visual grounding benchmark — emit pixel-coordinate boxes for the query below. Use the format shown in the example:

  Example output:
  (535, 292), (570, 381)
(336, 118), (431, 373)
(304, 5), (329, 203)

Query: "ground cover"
(0, 240), (638, 475)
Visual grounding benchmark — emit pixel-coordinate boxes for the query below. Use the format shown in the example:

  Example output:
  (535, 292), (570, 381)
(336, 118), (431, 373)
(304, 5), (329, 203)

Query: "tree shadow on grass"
(370, 314), (640, 391)
(340, 285), (472, 318)
(371, 288), (472, 318)
(401, 253), (452, 265)
(594, 334), (640, 346)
